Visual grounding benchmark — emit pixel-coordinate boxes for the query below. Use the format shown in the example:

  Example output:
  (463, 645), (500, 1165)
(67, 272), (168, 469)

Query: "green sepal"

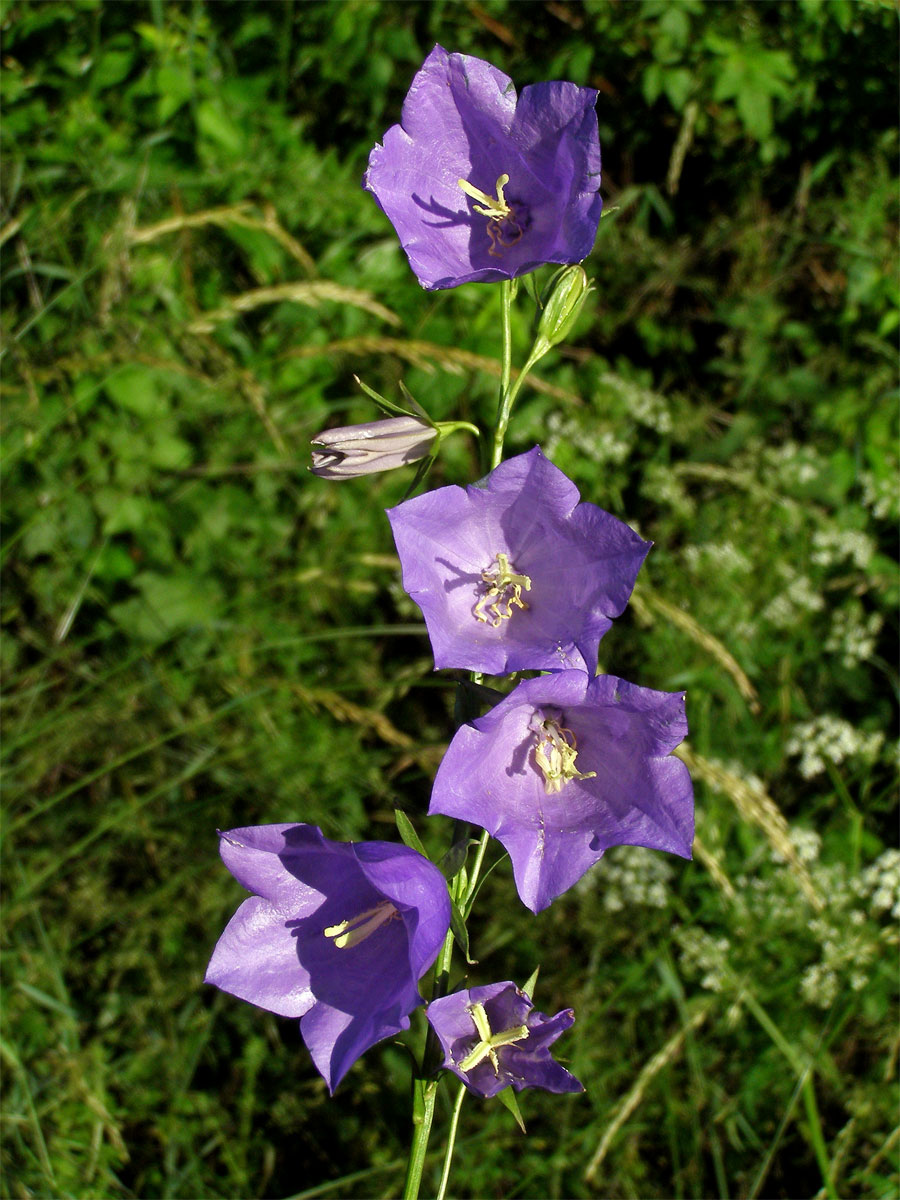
(412, 1076), (437, 1124)
(399, 448), (439, 500)
(521, 271), (542, 307)
(394, 808), (428, 859)
(454, 679), (504, 727)
(352, 375), (438, 428)
(397, 381), (435, 425)
(449, 898), (477, 965)
(439, 836), (471, 880)
(522, 966), (540, 1001)
(496, 1086), (527, 1133)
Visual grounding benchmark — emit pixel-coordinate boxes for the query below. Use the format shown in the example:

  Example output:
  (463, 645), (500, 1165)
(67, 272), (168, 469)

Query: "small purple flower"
(429, 671), (694, 912)
(205, 824), (451, 1093)
(311, 416), (436, 479)
(386, 447), (650, 675)
(364, 45), (603, 291)
(427, 982), (583, 1098)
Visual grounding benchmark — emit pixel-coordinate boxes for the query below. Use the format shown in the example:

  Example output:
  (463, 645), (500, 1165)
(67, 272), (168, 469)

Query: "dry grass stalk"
(0, 216), (24, 247)
(584, 1001), (713, 1182)
(812, 1116), (857, 1200)
(673, 461), (805, 516)
(292, 682), (445, 774)
(128, 203), (317, 274)
(282, 335), (582, 404)
(188, 282), (400, 333)
(692, 833), (737, 900)
(292, 683), (414, 749)
(630, 584), (760, 712)
(676, 744), (823, 911)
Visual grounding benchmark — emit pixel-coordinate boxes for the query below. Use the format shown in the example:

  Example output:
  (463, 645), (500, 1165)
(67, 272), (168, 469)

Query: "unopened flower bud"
(310, 416), (437, 480)
(533, 265), (590, 357)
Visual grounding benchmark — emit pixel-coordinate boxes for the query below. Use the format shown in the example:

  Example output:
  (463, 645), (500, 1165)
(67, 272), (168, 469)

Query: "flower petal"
(204, 896), (315, 1018)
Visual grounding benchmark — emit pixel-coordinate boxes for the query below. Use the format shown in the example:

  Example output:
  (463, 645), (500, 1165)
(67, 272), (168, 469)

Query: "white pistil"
(534, 719), (597, 795)
(473, 552), (532, 626)
(323, 899), (399, 949)
(458, 173), (512, 221)
(456, 1001), (530, 1074)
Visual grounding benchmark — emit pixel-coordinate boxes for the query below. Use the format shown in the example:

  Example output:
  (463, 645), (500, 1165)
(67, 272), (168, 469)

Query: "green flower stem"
(405, 825), (493, 1198)
(402, 1078), (438, 1200)
(435, 1084), (467, 1200)
(463, 829), (491, 917)
(499, 279), (513, 403)
(802, 1073), (839, 1200)
(490, 279), (515, 470)
(741, 987), (837, 1200)
(435, 419), (482, 440)
(490, 280), (548, 469)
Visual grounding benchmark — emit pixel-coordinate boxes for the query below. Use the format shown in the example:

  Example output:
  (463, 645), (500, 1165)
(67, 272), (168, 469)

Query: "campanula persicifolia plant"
(207, 45), (694, 1199)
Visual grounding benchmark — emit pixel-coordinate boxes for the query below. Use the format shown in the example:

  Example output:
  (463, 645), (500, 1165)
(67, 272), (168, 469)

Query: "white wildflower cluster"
(825, 606), (884, 669)
(770, 825), (822, 866)
(786, 715), (885, 779)
(734, 871), (801, 925)
(675, 927), (731, 992)
(543, 412), (631, 467)
(800, 907), (879, 1009)
(596, 372), (673, 433)
(856, 848), (900, 920)
(762, 440), (825, 489)
(714, 759), (768, 798)
(762, 566), (824, 628)
(860, 469), (899, 521)
(800, 962), (840, 1008)
(682, 542), (751, 576)
(576, 844), (674, 910)
(810, 528), (875, 571)
(641, 463), (695, 519)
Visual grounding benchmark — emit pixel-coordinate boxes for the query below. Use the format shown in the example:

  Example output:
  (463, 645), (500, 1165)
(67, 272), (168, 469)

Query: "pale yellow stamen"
(323, 899), (399, 949)
(457, 1001), (530, 1074)
(458, 173), (512, 221)
(473, 552), (532, 626)
(534, 719), (597, 795)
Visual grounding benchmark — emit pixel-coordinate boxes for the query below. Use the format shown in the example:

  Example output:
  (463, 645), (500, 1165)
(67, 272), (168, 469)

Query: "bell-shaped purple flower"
(386, 447), (650, 675)
(205, 824), (451, 1093)
(426, 982), (583, 1098)
(364, 45), (603, 291)
(311, 416), (437, 479)
(429, 671), (694, 912)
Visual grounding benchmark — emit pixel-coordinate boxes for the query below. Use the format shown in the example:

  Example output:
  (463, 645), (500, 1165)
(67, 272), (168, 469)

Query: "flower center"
(456, 1001), (530, 1075)
(533, 717), (597, 795)
(473, 552), (532, 627)
(323, 899), (399, 949)
(458, 173), (513, 220)
(458, 173), (526, 259)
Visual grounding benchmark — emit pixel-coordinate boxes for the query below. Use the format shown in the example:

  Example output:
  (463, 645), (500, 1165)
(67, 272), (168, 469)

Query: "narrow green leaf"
(449, 900), (476, 965)
(394, 809), (427, 858)
(496, 1086), (526, 1133)
(439, 837), (471, 880)
(522, 966), (540, 1001)
(400, 449), (438, 500)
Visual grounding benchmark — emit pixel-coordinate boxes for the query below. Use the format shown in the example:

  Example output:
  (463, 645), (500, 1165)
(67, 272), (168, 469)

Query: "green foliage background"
(2, 1), (897, 1197)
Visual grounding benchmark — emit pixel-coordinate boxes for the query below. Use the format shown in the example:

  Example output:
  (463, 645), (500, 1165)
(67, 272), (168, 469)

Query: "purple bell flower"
(205, 824), (451, 1093)
(311, 416), (437, 479)
(386, 446), (650, 675)
(364, 45), (603, 291)
(429, 671), (694, 912)
(427, 982), (583, 1098)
